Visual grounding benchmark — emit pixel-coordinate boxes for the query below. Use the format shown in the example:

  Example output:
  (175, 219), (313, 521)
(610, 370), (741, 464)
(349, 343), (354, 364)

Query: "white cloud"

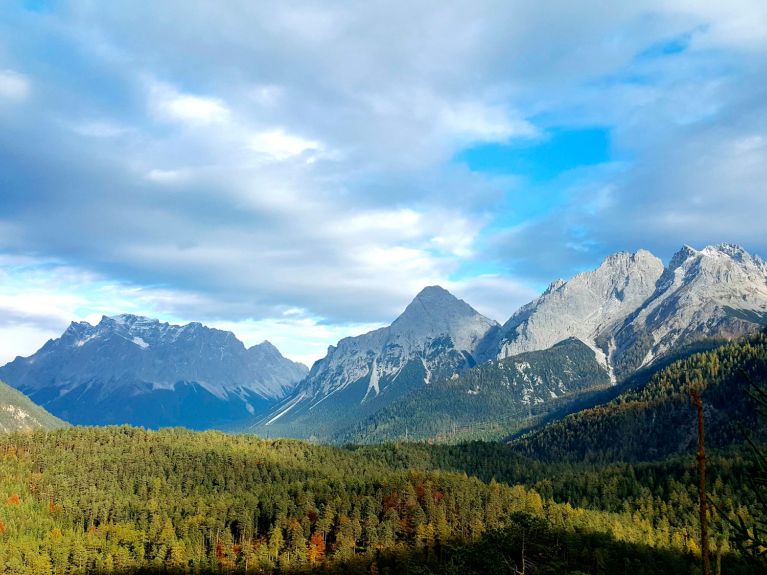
(447, 275), (540, 324)
(0, 69), (30, 101)
(249, 129), (322, 161)
(146, 168), (188, 184)
(149, 82), (230, 125)
(0, 325), (63, 365)
(1, 1), (767, 365)
(437, 100), (538, 143)
(70, 120), (130, 138)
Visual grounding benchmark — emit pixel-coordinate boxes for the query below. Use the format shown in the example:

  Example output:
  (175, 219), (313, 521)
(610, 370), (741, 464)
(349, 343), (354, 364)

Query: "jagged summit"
(613, 243), (767, 374)
(497, 244), (767, 378)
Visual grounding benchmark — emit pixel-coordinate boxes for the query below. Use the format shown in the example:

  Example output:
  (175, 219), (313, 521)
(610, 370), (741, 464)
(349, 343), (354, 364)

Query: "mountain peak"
(544, 279), (566, 294)
(250, 340), (279, 353)
(499, 247), (665, 364)
(105, 313), (153, 323)
(667, 244), (700, 270)
(396, 285), (488, 327)
(667, 243), (764, 272)
(412, 285), (460, 305)
(701, 243), (758, 262)
(598, 249), (662, 271)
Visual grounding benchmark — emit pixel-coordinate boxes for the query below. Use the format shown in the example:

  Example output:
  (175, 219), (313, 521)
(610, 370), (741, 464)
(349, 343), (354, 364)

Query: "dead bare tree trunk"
(691, 390), (711, 575)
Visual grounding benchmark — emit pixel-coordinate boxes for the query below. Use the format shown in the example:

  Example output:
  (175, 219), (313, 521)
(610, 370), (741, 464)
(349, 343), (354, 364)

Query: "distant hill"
(0, 379), (66, 433)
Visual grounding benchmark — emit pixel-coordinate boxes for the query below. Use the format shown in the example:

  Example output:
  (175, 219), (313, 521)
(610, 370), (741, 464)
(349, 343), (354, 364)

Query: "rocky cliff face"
(497, 250), (665, 377)
(494, 244), (767, 379)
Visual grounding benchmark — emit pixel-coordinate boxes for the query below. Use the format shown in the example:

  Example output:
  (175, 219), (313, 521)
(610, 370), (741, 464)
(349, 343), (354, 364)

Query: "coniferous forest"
(1, 334), (766, 574)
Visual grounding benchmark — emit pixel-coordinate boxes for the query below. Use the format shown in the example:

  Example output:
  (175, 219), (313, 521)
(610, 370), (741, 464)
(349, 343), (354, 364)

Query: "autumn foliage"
(308, 531), (326, 563)
(6, 494), (20, 505)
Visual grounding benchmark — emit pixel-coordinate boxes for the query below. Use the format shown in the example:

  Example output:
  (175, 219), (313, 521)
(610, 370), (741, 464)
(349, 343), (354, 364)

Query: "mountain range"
(253, 243), (767, 440)
(1, 243), (765, 435)
(0, 314), (307, 429)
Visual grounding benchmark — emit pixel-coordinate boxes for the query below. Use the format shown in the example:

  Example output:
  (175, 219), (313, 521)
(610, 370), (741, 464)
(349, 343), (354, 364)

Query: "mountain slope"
(334, 337), (611, 443)
(0, 379), (66, 433)
(512, 332), (767, 463)
(251, 286), (499, 439)
(0, 315), (307, 429)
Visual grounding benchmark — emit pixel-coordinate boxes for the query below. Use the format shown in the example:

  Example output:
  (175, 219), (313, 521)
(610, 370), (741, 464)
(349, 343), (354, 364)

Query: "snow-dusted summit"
(613, 244), (767, 374)
(0, 315), (307, 429)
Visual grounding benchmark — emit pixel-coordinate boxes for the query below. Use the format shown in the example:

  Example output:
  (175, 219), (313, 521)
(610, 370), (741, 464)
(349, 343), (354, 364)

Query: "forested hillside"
(513, 333), (767, 462)
(0, 380), (66, 433)
(334, 338), (611, 443)
(0, 426), (759, 574)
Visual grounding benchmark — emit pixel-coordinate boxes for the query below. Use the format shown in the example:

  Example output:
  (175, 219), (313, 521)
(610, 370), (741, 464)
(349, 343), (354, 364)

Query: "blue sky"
(0, 1), (766, 365)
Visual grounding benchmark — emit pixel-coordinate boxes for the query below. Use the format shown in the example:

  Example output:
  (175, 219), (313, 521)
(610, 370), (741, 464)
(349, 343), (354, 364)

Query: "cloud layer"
(0, 1), (765, 363)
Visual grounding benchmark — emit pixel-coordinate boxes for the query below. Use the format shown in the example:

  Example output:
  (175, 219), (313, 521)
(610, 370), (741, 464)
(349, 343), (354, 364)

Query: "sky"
(1, 1), (766, 366)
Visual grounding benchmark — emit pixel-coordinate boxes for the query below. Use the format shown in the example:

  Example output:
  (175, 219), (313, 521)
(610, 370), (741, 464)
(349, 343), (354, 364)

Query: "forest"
(1, 334), (765, 574)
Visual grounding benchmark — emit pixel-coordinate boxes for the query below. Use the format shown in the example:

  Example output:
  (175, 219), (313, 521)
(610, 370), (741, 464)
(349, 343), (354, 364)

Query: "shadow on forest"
(72, 513), (754, 575)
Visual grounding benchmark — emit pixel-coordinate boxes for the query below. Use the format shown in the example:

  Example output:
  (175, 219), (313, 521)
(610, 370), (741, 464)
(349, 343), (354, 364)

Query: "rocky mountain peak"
(498, 249), (664, 365)
(544, 279), (566, 295)
(395, 285), (489, 326)
(261, 286), (500, 430)
(613, 243), (767, 376)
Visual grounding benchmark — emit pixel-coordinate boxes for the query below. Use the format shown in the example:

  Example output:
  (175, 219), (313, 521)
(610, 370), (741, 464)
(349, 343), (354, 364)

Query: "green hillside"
(512, 333), (767, 463)
(0, 379), (67, 433)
